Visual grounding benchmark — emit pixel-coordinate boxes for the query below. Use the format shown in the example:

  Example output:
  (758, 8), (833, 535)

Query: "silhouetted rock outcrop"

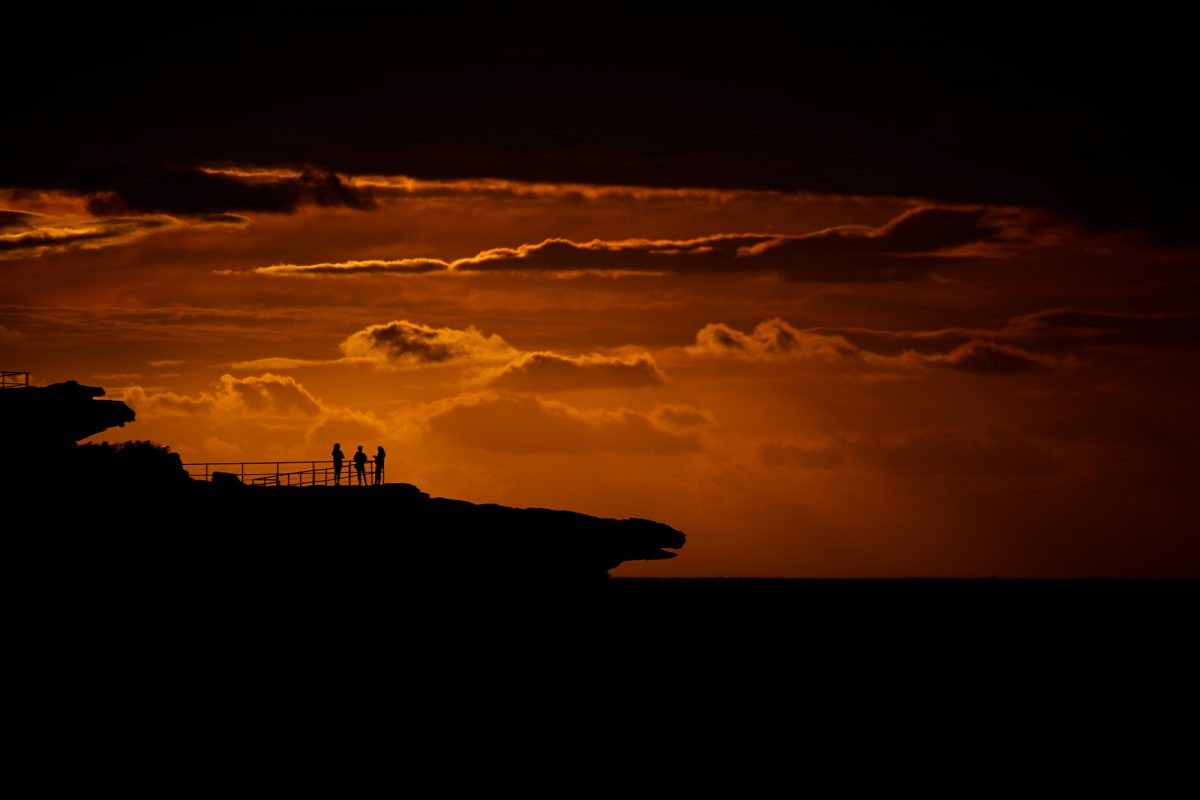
(6, 378), (685, 597)
(185, 480), (685, 582)
(0, 380), (134, 451)
(74, 440), (192, 489)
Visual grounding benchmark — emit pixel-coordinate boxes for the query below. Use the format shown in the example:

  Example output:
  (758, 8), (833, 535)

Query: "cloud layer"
(234, 319), (669, 393)
(339, 320), (518, 368)
(0, 208), (246, 260)
(122, 373), (323, 417)
(691, 307), (1200, 376)
(251, 206), (1007, 281)
(485, 352), (666, 392)
(691, 318), (1064, 375)
(428, 395), (697, 453)
(85, 168), (373, 216)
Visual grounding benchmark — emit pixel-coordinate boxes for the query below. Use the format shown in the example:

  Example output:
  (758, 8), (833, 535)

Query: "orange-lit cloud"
(0, 208), (247, 260)
(866, 340), (1063, 374)
(428, 394), (699, 453)
(485, 352), (665, 392)
(205, 168), (817, 205)
(690, 317), (1066, 374)
(119, 373), (390, 459)
(338, 320), (518, 367)
(690, 319), (858, 361)
(232, 319), (668, 393)
(123, 373), (322, 417)
(249, 206), (1009, 281)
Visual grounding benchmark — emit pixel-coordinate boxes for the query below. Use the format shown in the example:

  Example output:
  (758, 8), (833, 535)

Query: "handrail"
(182, 458), (385, 486)
(1, 371), (30, 388)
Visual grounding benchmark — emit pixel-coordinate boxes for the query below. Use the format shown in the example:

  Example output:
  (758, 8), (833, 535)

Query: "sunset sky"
(4, 13), (1197, 576)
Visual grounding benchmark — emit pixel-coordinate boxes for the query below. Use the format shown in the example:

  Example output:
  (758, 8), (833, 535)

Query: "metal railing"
(182, 459), (385, 487)
(1, 371), (30, 388)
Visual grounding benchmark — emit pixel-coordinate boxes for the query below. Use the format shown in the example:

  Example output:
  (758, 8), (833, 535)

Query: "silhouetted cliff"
(0, 380), (134, 450)
(4, 379), (685, 594)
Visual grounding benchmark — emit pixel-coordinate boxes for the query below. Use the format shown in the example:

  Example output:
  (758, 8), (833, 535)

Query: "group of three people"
(330, 443), (385, 486)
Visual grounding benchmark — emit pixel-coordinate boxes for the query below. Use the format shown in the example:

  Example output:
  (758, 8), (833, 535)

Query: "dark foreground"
(14, 572), (1195, 733)
(24, 570), (1194, 648)
(607, 576), (1194, 640)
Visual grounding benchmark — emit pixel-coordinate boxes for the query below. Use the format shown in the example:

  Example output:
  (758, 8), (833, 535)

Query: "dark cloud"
(486, 352), (665, 392)
(703, 307), (1200, 374)
(257, 206), (1004, 281)
(457, 207), (1000, 281)
(8, 14), (1192, 241)
(429, 396), (695, 453)
(338, 320), (516, 368)
(919, 340), (1060, 375)
(85, 169), (373, 216)
(0, 213), (183, 260)
(691, 319), (1062, 375)
(0, 210), (39, 231)
(196, 212), (252, 225)
(806, 326), (976, 356)
(1012, 309), (1200, 347)
(805, 310), (1200, 359)
(727, 207), (1003, 281)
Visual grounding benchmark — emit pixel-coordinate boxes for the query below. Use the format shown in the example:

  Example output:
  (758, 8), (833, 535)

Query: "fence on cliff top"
(1, 371), (30, 388)
(182, 459), (384, 487)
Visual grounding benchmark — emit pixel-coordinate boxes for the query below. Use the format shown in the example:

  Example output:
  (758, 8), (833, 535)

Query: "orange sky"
(3, 174), (1199, 576)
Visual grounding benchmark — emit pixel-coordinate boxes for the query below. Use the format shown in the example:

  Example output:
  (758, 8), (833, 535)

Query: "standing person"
(331, 442), (345, 485)
(353, 445), (368, 486)
(373, 445), (386, 485)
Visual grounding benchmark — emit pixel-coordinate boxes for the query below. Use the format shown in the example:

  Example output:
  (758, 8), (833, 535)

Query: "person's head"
(377, 446), (384, 453)
(357, 445), (363, 452)
(333, 442), (341, 450)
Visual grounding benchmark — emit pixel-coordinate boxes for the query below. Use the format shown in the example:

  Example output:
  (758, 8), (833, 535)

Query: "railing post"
(183, 458), (351, 486)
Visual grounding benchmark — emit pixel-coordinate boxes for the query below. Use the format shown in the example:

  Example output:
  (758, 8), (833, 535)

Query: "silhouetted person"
(353, 445), (367, 485)
(331, 442), (345, 485)
(373, 445), (386, 485)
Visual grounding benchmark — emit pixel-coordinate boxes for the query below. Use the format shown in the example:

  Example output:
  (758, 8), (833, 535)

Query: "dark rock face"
(0, 381), (135, 450)
(129, 481), (685, 584)
(5, 378), (685, 592)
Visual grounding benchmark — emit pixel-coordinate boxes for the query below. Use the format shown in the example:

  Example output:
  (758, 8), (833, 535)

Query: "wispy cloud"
(427, 394), (699, 453)
(690, 317), (1066, 375)
(0, 208), (247, 260)
(247, 206), (1013, 281)
(233, 320), (669, 392)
